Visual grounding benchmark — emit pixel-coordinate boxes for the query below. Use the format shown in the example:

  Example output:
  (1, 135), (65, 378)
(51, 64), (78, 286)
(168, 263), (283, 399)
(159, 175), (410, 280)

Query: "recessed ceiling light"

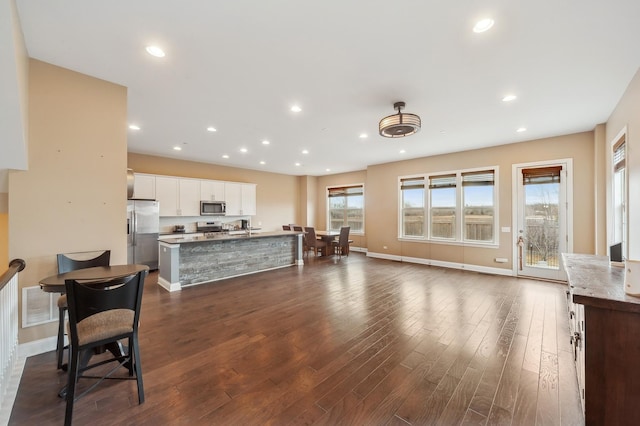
(473, 18), (494, 33)
(222, 154), (229, 159)
(129, 124), (140, 130)
(207, 126), (217, 132)
(359, 133), (368, 139)
(326, 168), (331, 172)
(173, 146), (182, 151)
(295, 162), (301, 166)
(240, 148), (248, 153)
(262, 140), (270, 145)
(502, 94), (517, 102)
(517, 127), (527, 132)
(259, 161), (266, 165)
(302, 149), (309, 154)
(399, 149), (406, 154)
(145, 45), (165, 58)
(291, 105), (302, 113)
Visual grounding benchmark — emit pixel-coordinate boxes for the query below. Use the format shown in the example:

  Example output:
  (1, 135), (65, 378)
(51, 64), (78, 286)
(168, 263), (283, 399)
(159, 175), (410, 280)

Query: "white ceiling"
(15, 0), (640, 177)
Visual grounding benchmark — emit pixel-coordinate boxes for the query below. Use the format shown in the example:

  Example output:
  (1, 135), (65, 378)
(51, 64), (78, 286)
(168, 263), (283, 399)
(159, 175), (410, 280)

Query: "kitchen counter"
(157, 230), (304, 291)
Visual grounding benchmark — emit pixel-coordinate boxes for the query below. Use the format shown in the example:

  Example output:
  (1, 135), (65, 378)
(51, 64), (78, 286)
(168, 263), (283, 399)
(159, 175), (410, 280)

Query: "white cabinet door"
(155, 176), (179, 216)
(179, 179), (201, 216)
(241, 183), (257, 215)
(225, 182), (242, 215)
(200, 180), (225, 201)
(133, 174), (156, 200)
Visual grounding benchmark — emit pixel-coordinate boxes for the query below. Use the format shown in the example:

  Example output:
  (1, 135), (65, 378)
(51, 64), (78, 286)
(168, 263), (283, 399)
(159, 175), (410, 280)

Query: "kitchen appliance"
(196, 221), (224, 233)
(200, 200), (226, 216)
(241, 219), (249, 230)
(127, 200), (160, 270)
(174, 225), (185, 233)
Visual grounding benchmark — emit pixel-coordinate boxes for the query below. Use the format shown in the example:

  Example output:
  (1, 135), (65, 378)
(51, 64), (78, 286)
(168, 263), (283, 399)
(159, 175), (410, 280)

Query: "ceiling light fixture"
(379, 101), (421, 138)
(502, 94), (517, 102)
(473, 18), (495, 33)
(359, 133), (368, 139)
(129, 124), (140, 130)
(173, 146), (182, 151)
(259, 161), (266, 165)
(302, 149), (309, 154)
(207, 126), (217, 132)
(262, 140), (270, 145)
(222, 154), (229, 159)
(145, 45), (165, 57)
(240, 148), (248, 153)
(517, 127), (527, 132)
(291, 105), (302, 113)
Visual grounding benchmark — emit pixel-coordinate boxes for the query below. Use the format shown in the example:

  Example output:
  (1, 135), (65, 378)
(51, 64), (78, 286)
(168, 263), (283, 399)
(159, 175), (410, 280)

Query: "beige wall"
(606, 68), (640, 260)
(128, 153), (299, 232)
(593, 123), (607, 255)
(344, 132), (595, 269)
(1, 193), (7, 272)
(9, 60), (127, 343)
(315, 170), (368, 248)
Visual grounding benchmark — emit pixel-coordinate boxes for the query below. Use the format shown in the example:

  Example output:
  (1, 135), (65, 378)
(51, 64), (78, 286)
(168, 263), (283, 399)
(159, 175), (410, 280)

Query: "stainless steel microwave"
(200, 200), (226, 215)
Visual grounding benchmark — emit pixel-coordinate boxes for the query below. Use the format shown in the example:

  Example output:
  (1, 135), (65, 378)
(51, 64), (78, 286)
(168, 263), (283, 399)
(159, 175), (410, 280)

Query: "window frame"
(398, 166), (499, 246)
(326, 183), (365, 234)
(611, 132), (627, 259)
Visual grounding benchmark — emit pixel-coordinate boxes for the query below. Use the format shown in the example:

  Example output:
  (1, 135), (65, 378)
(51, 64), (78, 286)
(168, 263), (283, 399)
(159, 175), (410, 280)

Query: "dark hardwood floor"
(10, 253), (583, 425)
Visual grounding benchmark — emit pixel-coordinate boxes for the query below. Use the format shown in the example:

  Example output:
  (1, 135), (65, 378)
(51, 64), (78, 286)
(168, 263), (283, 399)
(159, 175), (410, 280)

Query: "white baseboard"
(367, 252), (514, 276)
(18, 335), (57, 358)
(158, 276), (181, 292)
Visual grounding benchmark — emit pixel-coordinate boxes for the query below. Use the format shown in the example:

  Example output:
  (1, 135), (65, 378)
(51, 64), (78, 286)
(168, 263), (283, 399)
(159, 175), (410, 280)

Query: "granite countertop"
(563, 253), (640, 313)
(158, 230), (302, 244)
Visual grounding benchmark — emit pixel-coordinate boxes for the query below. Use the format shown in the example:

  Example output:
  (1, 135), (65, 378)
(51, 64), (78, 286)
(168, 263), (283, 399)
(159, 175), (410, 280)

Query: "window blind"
(401, 177), (425, 190)
(429, 174), (456, 189)
(613, 139), (626, 172)
(328, 185), (363, 197)
(462, 170), (494, 186)
(522, 166), (561, 185)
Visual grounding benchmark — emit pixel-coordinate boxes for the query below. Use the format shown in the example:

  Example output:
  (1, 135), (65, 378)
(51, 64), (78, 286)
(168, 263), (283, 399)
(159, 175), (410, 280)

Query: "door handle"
(517, 236), (525, 270)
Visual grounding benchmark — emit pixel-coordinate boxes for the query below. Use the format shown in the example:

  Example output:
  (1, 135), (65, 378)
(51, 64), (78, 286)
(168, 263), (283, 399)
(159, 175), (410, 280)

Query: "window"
(613, 137), (626, 258)
(429, 174), (456, 239)
(462, 170), (495, 242)
(400, 168), (497, 244)
(401, 178), (425, 237)
(328, 185), (364, 232)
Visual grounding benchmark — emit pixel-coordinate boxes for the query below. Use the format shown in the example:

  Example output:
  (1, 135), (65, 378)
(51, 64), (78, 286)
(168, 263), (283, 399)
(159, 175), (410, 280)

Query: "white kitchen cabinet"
(240, 183), (256, 215)
(224, 182), (256, 216)
(200, 180), (225, 201)
(179, 179), (201, 216)
(155, 176), (179, 216)
(155, 177), (200, 216)
(133, 173), (156, 200)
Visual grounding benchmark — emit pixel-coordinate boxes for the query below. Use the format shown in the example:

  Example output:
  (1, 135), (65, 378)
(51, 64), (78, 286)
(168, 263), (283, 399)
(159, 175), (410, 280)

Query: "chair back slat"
(57, 250), (111, 274)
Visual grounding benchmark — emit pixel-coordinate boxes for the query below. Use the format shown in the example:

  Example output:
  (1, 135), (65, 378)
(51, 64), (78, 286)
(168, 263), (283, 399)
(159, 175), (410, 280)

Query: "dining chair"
(63, 268), (147, 426)
(282, 225), (291, 230)
(332, 226), (353, 257)
(304, 227), (328, 256)
(56, 250), (111, 370)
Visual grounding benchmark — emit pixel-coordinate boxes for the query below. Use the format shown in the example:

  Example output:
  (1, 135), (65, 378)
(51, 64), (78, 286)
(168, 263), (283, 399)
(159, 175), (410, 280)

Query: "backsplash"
(159, 216), (251, 234)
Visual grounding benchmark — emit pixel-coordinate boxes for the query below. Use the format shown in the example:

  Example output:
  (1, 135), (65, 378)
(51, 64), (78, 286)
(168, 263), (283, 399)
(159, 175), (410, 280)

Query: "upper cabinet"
(155, 176), (179, 216)
(138, 172), (255, 217)
(200, 180), (225, 201)
(225, 182), (256, 216)
(132, 173), (156, 200)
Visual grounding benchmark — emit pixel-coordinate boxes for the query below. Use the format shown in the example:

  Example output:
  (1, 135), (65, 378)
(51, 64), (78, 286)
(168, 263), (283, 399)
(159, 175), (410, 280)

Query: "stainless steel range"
(196, 221), (224, 233)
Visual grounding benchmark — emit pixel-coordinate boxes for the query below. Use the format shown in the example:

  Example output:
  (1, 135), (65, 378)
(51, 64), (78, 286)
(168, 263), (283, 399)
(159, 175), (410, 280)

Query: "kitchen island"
(157, 230), (304, 291)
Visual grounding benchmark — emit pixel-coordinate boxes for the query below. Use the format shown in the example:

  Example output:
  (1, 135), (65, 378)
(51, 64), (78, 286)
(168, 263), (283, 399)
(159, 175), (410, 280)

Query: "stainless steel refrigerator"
(127, 200), (160, 269)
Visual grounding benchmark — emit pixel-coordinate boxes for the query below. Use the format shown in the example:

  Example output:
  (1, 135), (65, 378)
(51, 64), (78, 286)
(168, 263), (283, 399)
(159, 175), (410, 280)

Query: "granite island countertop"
(158, 230), (302, 245)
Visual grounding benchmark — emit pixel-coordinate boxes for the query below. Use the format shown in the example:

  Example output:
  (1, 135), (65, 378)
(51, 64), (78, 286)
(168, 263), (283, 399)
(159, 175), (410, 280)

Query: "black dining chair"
(332, 226), (353, 257)
(63, 268), (147, 426)
(56, 250), (111, 370)
(282, 225), (291, 230)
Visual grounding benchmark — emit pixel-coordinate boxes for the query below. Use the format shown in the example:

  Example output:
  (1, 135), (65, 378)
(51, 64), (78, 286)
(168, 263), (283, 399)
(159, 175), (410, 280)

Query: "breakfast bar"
(157, 230), (304, 291)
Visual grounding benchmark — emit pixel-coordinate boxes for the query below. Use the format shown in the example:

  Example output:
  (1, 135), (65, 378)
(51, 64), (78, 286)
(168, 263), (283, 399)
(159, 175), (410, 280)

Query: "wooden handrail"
(0, 259), (26, 292)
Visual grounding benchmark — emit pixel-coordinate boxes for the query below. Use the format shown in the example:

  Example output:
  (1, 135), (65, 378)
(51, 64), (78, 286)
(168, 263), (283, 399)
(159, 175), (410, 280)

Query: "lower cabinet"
(564, 253), (640, 425)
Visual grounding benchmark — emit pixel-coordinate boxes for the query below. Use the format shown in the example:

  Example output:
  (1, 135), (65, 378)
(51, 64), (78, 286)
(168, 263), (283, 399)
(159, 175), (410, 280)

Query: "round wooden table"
(39, 264), (149, 293)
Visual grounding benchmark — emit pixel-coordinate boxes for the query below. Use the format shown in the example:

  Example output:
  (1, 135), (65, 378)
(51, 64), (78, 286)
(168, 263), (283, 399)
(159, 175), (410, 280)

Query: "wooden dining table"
(39, 264), (149, 293)
(315, 230), (340, 256)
